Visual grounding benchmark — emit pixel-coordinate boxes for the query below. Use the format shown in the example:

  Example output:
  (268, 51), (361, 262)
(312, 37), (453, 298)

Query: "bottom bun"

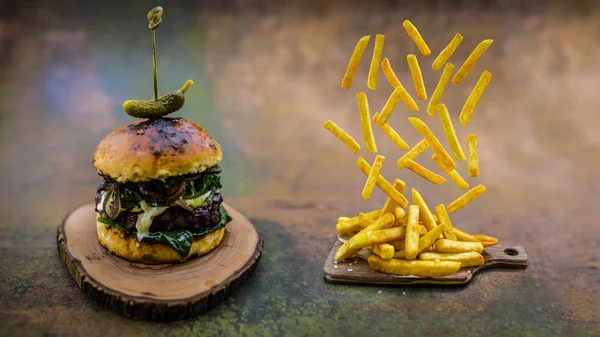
(96, 219), (225, 264)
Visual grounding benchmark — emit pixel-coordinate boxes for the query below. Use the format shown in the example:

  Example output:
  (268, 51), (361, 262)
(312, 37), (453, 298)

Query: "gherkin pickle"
(123, 80), (193, 118)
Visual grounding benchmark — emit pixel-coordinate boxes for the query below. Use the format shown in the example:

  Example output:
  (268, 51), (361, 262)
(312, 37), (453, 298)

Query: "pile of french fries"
(325, 20), (497, 278)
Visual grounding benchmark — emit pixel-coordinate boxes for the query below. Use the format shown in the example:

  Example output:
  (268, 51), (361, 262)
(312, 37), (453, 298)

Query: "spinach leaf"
(97, 216), (126, 231)
(183, 174), (222, 199)
(145, 230), (194, 257)
(119, 185), (142, 209)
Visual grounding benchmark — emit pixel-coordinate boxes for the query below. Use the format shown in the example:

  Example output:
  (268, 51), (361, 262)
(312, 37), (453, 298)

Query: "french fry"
(474, 234), (499, 247)
(434, 239), (484, 254)
(368, 227), (407, 244)
(341, 35), (371, 89)
(432, 153), (469, 189)
(418, 225), (427, 236)
(380, 58), (418, 105)
(402, 20), (431, 56)
(380, 179), (406, 216)
(452, 39), (493, 85)
(368, 34), (385, 90)
(460, 71), (492, 126)
(408, 117), (455, 171)
(432, 33), (463, 71)
(389, 240), (404, 251)
(447, 184), (487, 213)
(394, 207), (407, 223)
(417, 223), (447, 255)
(397, 139), (430, 169)
(437, 104), (466, 161)
(407, 54), (427, 100)
(467, 134), (479, 177)
(411, 188), (438, 231)
(452, 227), (479, 242)
(358, 157), (409, 207)
(372, 113), (410, 151)
(361, 155), (385, 200)
(323, 120), (361, 154)
(394, 214), (407, 226)
(404, 205), (420, 260)
(427, 62), (454, 115)
(336, 209), (380, 236)
(393, 250), (405, 259)
(368, 255), (462, 277)
(357, 92), (377, 153)
(402, 159), (446, 184)
(434, 204), (458, 240)
(420, 251), (484, 268)
(335, 213), (395, 261)
(378, 87), (418, 125)
(369, 243), (395, 259)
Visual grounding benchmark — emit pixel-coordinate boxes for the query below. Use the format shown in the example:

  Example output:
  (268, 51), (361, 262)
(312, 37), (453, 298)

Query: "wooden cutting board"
(323, 239), (528, 285)
(57, 202), (263, 321)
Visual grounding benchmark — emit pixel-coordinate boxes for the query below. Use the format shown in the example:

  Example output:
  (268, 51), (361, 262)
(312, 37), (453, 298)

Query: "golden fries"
(380, 179), (406, 216)
(397, 139), (430, 169)
(335, 213), (395, 261)
(411, 188), (438, 231)
(368, 255), (462, 277)
(402, 159), (446, 184)
(323, 120), (361, 154)
(460, 71), (492, 126)
(447, 184), (487, 213)
(372, 113), (410, 151)
(378, 87), (417, 125)
(357, 92), (377, 153)
(452, 39), (493, 85)
(336, 209), (380, 236)
(369, 243), (395, 259)
(368, 227), (407, 244)
(368, 34), (385, 90)
(380, 58), (419, 111)
(420, 251), (484, 268)
(452, 227), (479, 242)
(434, 204), (457, 241)
(408, 117), (455, 171)
(329, 29), (499, 280)
(432, 33), (463, 71)
(437, 104), (466, 161)
(357, 157), (409, 207)
(407, 54), (427, 100)
(341, 35), (370, 89)
(394, 207), (407, 224)
(432, 153), (469, 189)
(427, 62), (454, 115)
(417, 224), (447, 255)
(434, 239), (484, 254)
(404, 205), (420, 260)
(474, 234), (499, 247)
(402, 20), (431, 56)
(361, 155), (385, 200)
(467, 134), (479, 177)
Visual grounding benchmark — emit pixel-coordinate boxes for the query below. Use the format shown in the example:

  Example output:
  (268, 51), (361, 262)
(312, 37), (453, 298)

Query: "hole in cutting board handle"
(504, 248), (519, 256)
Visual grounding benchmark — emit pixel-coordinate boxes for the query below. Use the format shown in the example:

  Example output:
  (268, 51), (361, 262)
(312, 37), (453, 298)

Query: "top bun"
(93, 118), (222, 182)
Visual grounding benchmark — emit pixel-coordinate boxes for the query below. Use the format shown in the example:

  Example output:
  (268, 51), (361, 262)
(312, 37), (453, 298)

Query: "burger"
(92, 117), (232, 264)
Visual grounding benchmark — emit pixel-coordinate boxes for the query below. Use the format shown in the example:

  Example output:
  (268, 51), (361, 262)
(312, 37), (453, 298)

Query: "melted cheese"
(184, 191), (212, 209)
(136, 200), (168, 240)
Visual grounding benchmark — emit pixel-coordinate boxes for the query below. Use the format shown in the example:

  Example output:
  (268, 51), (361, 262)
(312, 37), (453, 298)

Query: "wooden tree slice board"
(57, 202), (263, 321)
(323, 239), (528, 286)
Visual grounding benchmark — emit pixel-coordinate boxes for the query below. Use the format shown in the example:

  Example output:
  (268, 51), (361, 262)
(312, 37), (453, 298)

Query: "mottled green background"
(1, 0), (599, 336)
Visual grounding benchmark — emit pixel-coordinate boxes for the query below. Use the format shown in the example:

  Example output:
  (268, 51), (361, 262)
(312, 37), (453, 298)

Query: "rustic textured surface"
(1, 0), (600, 336)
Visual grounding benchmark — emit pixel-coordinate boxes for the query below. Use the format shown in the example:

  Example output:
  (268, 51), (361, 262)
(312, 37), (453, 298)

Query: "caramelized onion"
(101, 182), (121, 220)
